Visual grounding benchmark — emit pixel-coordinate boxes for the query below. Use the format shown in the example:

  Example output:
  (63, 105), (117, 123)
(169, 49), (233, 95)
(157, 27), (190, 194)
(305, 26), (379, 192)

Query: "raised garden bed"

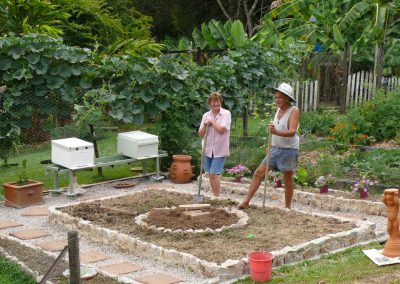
(49, 188), (376, 281)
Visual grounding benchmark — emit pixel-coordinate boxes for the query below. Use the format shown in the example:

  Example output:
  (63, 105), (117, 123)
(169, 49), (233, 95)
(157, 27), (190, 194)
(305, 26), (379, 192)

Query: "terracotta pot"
(168, 155), (195, 184)
(2, 180), (44, 208)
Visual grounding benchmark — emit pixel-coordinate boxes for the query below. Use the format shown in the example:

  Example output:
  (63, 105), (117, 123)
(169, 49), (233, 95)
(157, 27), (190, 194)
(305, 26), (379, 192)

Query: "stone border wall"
(135, 207), (249, 235)
(48, 187), (376, 281)
(202, 176), (387, 216)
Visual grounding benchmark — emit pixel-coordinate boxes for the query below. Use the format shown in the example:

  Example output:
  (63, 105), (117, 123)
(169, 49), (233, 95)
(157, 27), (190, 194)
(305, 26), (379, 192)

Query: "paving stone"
(99, 261), (143, 275)
(0, 220), (23, 229)
(21, 207), (49, 216)
(135, 273), (182, 284)
(37, 239), (67, 252)
(0, 221), (23, 229)
(10, 229), (50, 240)
(80, 251), (111, 264)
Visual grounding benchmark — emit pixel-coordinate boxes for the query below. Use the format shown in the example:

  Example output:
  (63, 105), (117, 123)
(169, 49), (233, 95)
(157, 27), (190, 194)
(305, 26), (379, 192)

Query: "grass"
(233, 242), (400, 284)
(0, 256), (36, 284)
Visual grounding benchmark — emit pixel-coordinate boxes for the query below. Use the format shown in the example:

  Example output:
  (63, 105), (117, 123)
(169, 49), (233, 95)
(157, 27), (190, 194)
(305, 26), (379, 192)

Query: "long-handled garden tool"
(193, 125), (209, 203)
(262, 124), (275, 208)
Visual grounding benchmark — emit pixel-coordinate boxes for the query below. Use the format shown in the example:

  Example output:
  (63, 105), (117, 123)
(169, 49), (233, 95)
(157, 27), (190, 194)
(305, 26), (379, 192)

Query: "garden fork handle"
(262, 125), (273, 208)
(198, 125), (209, 196)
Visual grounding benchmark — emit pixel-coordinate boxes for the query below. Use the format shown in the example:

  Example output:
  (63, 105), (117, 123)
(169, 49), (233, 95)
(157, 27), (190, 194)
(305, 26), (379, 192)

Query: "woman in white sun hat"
(238, 82), (300, 209)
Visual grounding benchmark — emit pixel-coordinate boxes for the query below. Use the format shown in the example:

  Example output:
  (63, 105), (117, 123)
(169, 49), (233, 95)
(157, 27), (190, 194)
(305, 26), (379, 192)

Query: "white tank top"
(271, 106), (299, 149)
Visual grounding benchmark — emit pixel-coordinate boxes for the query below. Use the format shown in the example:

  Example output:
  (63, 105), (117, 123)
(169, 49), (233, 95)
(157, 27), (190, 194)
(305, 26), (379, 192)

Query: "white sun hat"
(273, 82), (296, 103)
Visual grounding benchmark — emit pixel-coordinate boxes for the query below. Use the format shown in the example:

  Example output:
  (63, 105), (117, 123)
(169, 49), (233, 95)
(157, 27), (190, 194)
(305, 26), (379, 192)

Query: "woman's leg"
(209, 173), (220, 197)
(238, 163), (270, 209)
(283, 171), (294, 209)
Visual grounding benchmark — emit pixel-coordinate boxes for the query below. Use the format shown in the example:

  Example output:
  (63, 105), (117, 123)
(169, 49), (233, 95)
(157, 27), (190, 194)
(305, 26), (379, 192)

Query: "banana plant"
(192, 19), (248, 49)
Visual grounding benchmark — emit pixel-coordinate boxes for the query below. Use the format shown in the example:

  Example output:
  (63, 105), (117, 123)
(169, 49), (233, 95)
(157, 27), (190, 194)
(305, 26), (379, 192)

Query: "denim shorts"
(204, 156), (226, 174)
(263, 147), (298, 172)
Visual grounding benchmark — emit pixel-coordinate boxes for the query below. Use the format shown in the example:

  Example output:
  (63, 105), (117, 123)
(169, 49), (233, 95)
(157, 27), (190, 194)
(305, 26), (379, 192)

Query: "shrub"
(347, 89), (400, 141)
(300, 111), (339, 136)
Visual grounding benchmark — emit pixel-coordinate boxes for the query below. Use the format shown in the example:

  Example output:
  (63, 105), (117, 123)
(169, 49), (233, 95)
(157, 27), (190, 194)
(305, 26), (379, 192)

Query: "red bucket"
(248, 251), (274, 282)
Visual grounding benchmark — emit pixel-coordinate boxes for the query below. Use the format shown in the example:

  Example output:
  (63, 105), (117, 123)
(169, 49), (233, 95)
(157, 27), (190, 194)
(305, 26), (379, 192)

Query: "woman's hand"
(269, 124), (277, 135)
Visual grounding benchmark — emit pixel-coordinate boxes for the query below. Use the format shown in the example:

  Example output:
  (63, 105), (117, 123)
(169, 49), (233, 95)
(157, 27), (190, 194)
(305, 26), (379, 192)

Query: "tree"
(216, 0), (272, 37)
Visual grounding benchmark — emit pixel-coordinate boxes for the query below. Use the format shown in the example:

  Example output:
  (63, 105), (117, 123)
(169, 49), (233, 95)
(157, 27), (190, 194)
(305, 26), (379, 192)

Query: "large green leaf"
(46, 75), (64, 89)
(192, 27), (207, 49)
(170, 80), (183, 92)
(231, 20), (246, 47)
(332, 24), (345, 49)
(0, 57), (12, 71)
(154, 97), (170, 111)
(201, 23), (218, 48)
(27, 53), (40, 64)
(371, 4), (387, 40)
(140, 90), (154, 103)
(338, 1), (370, 31)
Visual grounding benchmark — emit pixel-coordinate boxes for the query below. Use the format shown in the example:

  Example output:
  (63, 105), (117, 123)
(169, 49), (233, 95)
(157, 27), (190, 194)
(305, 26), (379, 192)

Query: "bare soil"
(147, 207), (239, 230)
(60, 189), (355, 264)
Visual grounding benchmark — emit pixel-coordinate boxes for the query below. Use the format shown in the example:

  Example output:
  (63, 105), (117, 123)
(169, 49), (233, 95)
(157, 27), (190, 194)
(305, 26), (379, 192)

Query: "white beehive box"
(51, 138), (94, 169)
(118, 131), (158, 159)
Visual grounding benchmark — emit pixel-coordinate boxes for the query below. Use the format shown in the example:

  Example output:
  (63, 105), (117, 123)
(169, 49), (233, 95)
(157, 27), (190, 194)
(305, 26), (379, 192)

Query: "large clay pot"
(2, 180), (44, 208)
(169, 155), (195, 184)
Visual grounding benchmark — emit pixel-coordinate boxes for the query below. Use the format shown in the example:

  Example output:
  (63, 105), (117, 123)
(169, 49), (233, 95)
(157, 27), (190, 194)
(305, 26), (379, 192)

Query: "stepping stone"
(0, 221), (23, 229)
(135, 273), (182, 284)
(81, 251), (111, 264)
(37, 239), (68, 252)
(21, 207), (49, 216)
(99, 262), (143, 275)
(10, 229), (50, 240)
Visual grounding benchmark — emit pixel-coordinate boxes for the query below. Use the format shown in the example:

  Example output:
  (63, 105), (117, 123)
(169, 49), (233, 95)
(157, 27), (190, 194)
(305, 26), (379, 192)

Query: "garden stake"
(262, 126), (274, 208)
(193, 125), (208, 203)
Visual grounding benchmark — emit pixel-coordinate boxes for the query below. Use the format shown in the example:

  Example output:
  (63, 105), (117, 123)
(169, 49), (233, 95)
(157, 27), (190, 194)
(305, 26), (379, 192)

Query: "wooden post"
(89, 124), (103, 177)
(68, 231), (81, 284)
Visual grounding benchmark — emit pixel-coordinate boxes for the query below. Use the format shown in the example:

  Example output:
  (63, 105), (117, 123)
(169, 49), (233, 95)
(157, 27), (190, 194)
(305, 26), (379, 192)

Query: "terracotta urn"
(168, 155), (195, 184)
(382, 188), (400, 257)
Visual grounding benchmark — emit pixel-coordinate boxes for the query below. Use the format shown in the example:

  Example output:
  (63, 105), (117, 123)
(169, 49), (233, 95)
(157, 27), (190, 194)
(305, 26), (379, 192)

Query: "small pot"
(274, 179), (282, 188)
(359, 188), (369, 198)
(234, 176), (243, 183)
(320, 185), (329, 194)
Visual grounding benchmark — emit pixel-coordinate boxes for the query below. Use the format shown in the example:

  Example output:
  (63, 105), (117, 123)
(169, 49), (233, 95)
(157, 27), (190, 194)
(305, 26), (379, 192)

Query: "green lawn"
(233, 242), (400, 284)
(0, 256), (36, 284)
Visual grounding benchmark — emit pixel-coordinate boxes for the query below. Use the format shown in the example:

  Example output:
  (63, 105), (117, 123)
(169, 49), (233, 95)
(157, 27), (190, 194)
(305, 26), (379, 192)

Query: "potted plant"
(268, 171), (283, 188)
(315, 174), (335, 194)
(351, 176), (377, 199)
(2, 159), (44, 208)
(226, 164), (251, 183)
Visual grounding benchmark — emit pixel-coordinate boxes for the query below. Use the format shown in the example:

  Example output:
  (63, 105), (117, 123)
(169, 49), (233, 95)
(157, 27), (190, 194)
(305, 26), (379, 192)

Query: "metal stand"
(46, 150), (168, 195)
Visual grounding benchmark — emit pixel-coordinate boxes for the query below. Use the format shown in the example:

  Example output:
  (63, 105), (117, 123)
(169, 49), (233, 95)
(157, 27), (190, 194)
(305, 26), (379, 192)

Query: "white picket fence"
(286, 72), (400, 112)
(346, 71), (400, 107)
